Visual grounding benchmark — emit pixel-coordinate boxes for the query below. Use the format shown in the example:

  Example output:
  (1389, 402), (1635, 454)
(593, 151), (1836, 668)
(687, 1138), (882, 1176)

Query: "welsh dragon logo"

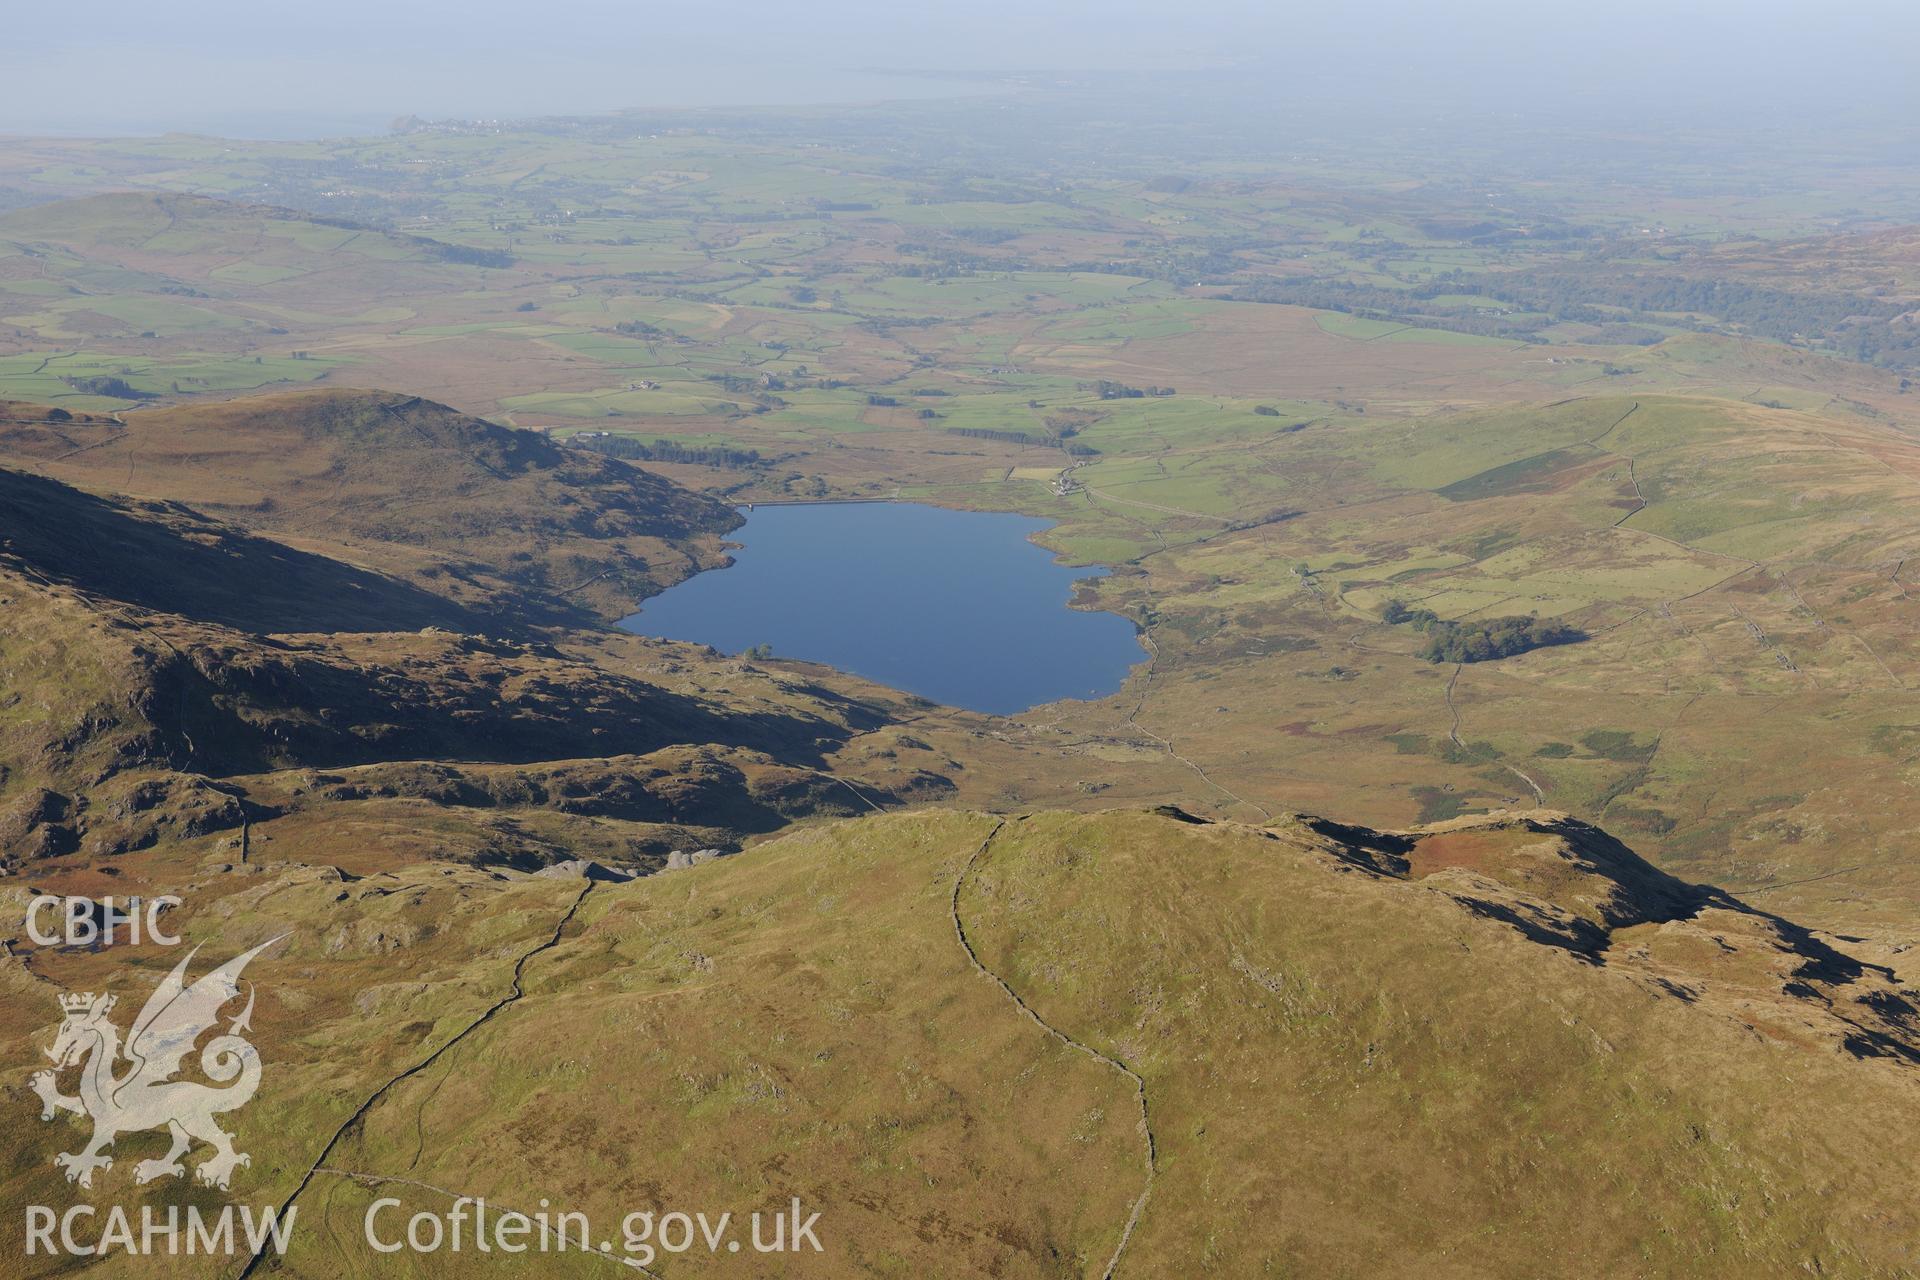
(31, 936), (284, 1192)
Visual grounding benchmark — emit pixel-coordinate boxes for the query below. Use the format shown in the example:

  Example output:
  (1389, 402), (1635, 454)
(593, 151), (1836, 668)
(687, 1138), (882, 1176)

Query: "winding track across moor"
(235, 882), (596, 1279)
(950, 820), (1157, 1280)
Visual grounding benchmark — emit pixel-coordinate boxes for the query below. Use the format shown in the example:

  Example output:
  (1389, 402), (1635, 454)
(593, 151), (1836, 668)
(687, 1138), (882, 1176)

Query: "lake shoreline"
(621, 500), (1145, 715)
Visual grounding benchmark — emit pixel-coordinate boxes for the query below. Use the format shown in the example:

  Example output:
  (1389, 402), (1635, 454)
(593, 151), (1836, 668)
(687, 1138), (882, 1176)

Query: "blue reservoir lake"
(619, 502), (1144, 715)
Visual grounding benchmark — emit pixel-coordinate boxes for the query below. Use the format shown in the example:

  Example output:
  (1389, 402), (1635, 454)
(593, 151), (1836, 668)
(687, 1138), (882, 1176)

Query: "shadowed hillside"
(0, 465), (473, 632)
(0, 400), (982, 867)
(0, 388), (742, 621)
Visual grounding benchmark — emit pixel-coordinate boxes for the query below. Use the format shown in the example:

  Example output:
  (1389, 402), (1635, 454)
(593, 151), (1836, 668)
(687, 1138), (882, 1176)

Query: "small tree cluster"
(1380, 600), (1584, 663)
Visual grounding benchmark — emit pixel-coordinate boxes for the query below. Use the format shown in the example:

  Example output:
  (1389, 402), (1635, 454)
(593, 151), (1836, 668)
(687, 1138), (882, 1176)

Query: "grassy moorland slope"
(1027, 391), (1920, 950)
(4, 809), (1915, 1278)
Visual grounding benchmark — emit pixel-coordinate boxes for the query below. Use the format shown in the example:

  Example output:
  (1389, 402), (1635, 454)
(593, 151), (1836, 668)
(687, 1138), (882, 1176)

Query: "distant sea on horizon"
(2, 68), (1007, 142)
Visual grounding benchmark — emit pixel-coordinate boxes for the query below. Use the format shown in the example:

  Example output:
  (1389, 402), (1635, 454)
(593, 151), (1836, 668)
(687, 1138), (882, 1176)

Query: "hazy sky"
(7, 1), (1920, 138)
